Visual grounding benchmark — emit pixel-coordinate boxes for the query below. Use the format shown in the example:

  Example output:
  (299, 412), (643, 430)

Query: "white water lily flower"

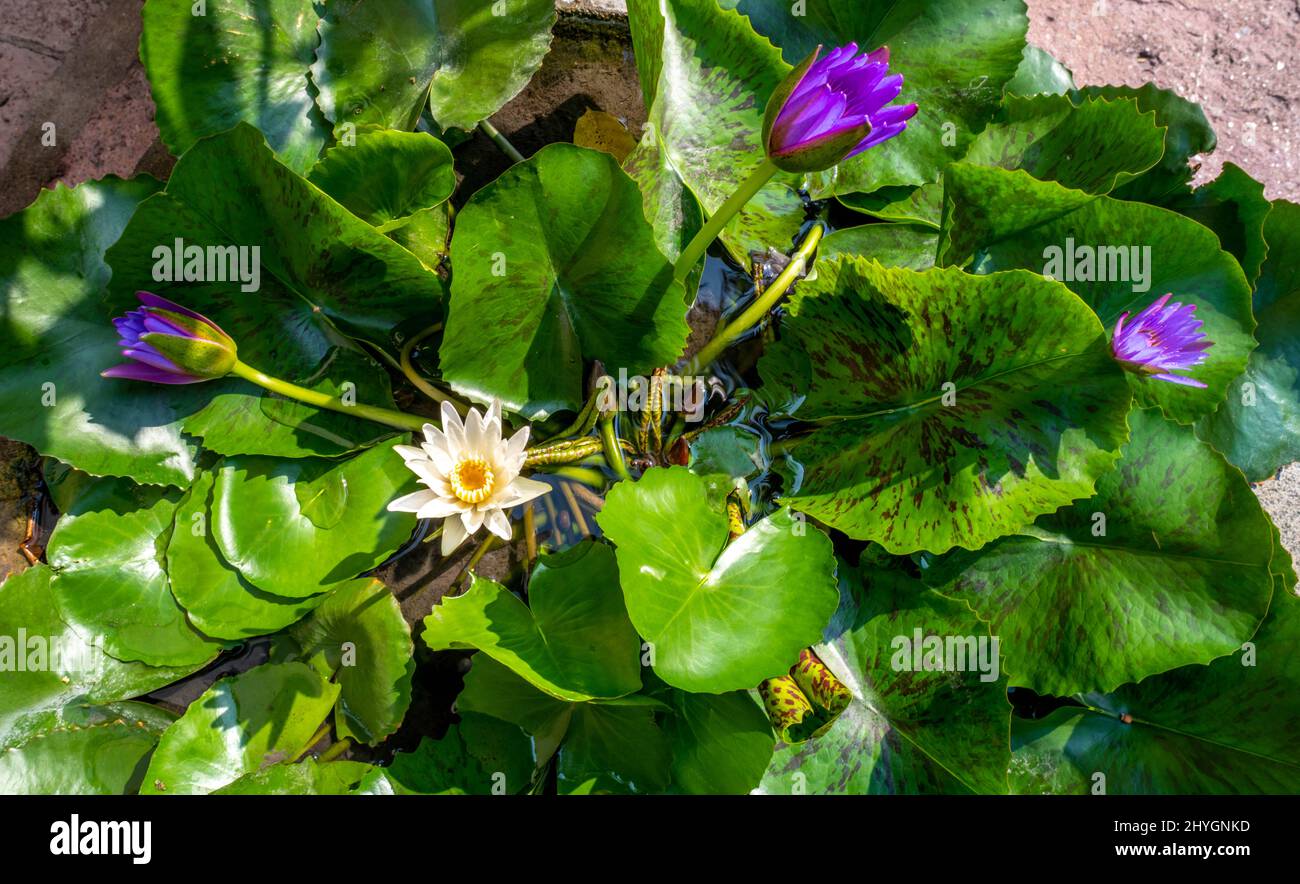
(387, 400), (551, 555)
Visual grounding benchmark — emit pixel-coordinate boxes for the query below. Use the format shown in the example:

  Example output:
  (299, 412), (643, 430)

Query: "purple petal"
(101, 363), (203, 384)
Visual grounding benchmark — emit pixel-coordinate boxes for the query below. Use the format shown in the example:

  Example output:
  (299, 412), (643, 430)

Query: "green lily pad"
(663, 690), (774, 795)
(312, 0), (555, 133)
(440, 143), (688, 418)
(142, 662), (341, 794)
(167, 469), (329, 640)
(47, 476), (222, 667)
(1164, 162), (1270, 289)
(622, 129), (705, 297)
(756, 561), (1010, 794)
(379, 713), (536, 795)
(731, 0), (1028, 197)
(760, 257), (1130, 553)
(944, 164), (1255, 423)
(0, 176), (202, 486)
(1197, 200), (1300, 479)
(459, 655), (671, 795)
(290, 580), (414, 744)
(927, 408), (1275, 696)
(211, 439), (416, 599)
(214, 759), (378, 795)
(0, 702), (175, 795)
(307, 127), (456, 225)
(141, 0), (328, 173)
(820, 223), (937, 270)
(1005, 44), (1075, 97)
(596, 467), (839, 693)
(422, 541), (641, 701)
(0, 565), (201, 745)
(1012, 586), (1300, 794)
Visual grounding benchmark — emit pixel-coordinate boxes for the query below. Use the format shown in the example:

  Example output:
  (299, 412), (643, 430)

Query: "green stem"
(673, 158), (779, 286)
(687, 223), (825, 373)
(230, 360), (430, 433)
(317, 738), (352, 764)
(478, 119), (525, 164)
(539, 465), (607, 488)
(399, 323), (466, 411)
(600, 412), (634, 482)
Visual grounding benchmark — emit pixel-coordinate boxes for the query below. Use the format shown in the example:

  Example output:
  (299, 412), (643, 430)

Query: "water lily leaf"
(688, 427), (762, 481)
(313, 0), (555, 133)
(289, 580), (414, 744)
(596, 466), (839, 693)
(1005, 44), (1075, 96)
(379, 713), (535, 795)
(0, 565), (201, 745)
(211, 439), (417, 599)
(307, 127), (456, 225)
(0, 702), (175, 795)
(944, 164), (1255, 424)
(459, 655), (671, 794)
(422, 541), (641, 701)
(756, 562), (1010, 794)
(622, 129), (704, 297)
(730, 0), (1028, 197)
(47, 476), (222, 667)
(141, 0), (328, 173)
(760, 257), (1130, 554)
(820, 223), (937, 270)
(440, 143), (688, 418)
(167, 469), (329, 640)
(214, 758), (378, 795)
(1197, 200), (1300, 479)
(1012, 585), (1300, 794)
(142, 661), (340, 794)
(662, 690), (774, 795)
(627, 0), (807, 265)
(1163, 162), (1270, 289)
(1072, 83), (1215, 203)
(0, 176), (201, 486)
(927, 408), (1275, 696)
(103, 123), (443, 458)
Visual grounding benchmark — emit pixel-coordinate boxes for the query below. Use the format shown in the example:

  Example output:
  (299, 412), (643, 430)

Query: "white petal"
(485, 507), (513, 541)
(464, 404), (486, 454)
(408, 460), (445, 486)
(416, 497), (465, 519)
(504, 425), (530, 472)
(483, 400), (504, 448)
(497, 475), (552, 507)
(462, 506), (486, 535)
(393, 443), (427, 464)
(387, 489), (437, 513)
(420, 440), (454, 475)
(441, 516), (468, 555)
(440, 401), (466, 452)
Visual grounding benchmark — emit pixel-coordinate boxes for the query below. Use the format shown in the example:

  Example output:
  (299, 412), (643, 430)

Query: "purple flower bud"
(1111, 293), (1212, 388)
(763, 43), (918, 173)
(102, 292), (237, 385)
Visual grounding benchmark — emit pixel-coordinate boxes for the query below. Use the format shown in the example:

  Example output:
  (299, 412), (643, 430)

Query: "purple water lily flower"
(102, 292), (237, 385)
(1111, 293), (1212, 388)
(763, 43), (918, 173)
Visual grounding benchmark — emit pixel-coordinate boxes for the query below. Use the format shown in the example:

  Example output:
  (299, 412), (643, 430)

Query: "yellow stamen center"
(450, 456), (494, 505)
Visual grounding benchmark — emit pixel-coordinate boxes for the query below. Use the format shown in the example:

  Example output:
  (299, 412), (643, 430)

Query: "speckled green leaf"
(1005, 44), (1075, 97)
(596, 467), (839, 693)
(761, 257), (1130, 554)
(47, 476), (222, 667)
(422, 541), (641, 701)
(307, 127), (455, 225)
(622, 129), (704, 298)
(379, 713), (536, 795)
(663, 690), (774, 795)
(211, 439), (416, 599)
(142, 662), (340, 794)
(928, 408), (1275, 696)
(0, 702), (175, 795)
(1072, 83), (1215, 203)
(290, 580), (414, 744)
(1197, 200), (1300, 479)
(1012, 587), (1300, 794)
(441, 144), (688, 418)
(1164, 162), (1270, 288)
(166, 469), (328, 639)
(312, 0), (555, 133)
(458, 655), (671, 794)
(820, 223), (937, 270)
(141, 0), (328, 173)
(756, 562), (1010, 794)
(104, 124), (442, 458)
(0, 177), (201, 486)
(0, 565), (203, 745)
(730, 0), (1028, 197)
(627, 0), (806, 266)
(945, 164), (1255, 423)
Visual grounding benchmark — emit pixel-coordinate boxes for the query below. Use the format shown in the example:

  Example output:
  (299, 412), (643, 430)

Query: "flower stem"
(600, 412), (634, 482)
(478, 119), (525, 164)
(230, 360), (430, 433)
(673, 158), (779, 287)
(317, 738), (352, 764)
(399, 323), (467, 411)
(687, 223), (825, 373)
